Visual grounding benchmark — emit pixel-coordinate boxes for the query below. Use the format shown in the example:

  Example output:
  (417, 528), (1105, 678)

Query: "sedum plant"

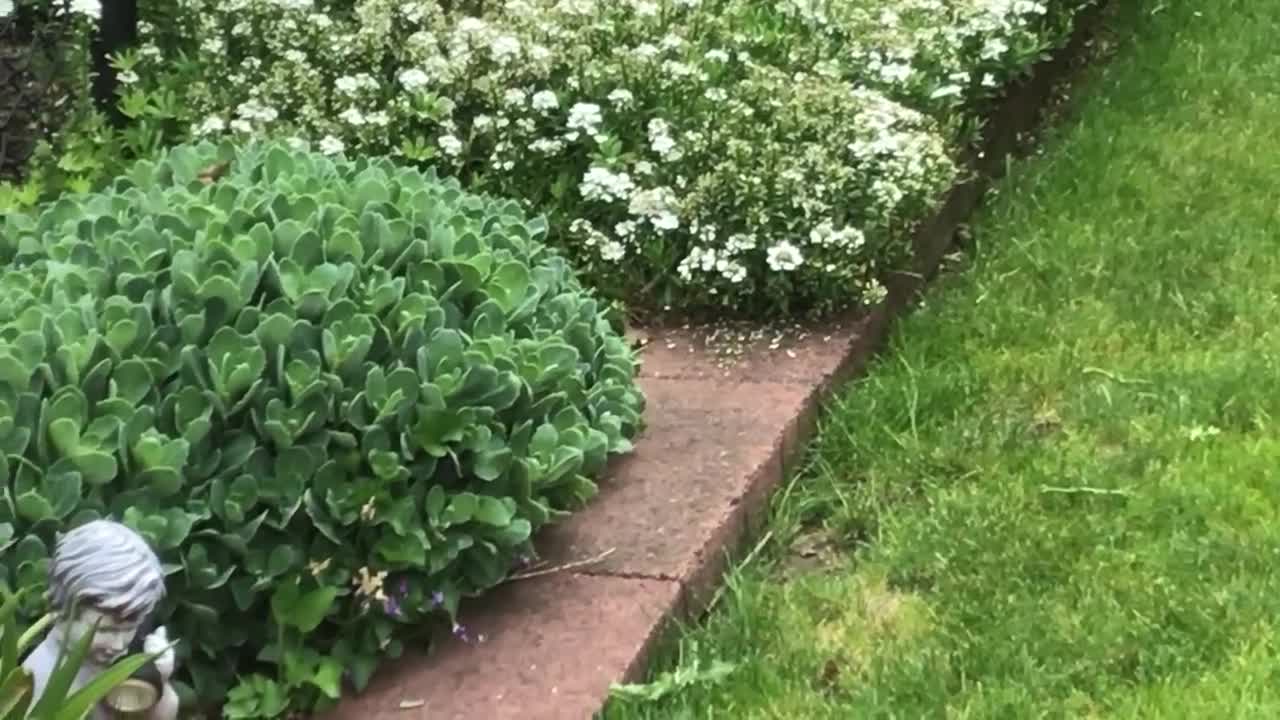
(0, 140), (644, 713)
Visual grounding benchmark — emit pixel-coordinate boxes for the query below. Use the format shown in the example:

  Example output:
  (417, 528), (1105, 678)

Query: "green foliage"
(0, 140), (644, 713)
(1, 587), (155, 720)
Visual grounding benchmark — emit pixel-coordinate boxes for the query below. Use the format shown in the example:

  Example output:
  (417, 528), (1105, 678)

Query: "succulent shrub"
(0, 140), (645, 712)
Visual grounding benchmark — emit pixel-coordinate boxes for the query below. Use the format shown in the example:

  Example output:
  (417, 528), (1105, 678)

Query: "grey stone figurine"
(22, 520), (179, 719)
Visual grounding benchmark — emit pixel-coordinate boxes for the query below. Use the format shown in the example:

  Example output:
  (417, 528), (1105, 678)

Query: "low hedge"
(0, 140), (644, 713)
(4, 0), (1097, 319)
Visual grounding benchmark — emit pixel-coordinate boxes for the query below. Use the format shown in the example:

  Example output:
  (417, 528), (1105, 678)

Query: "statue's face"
(65, 606), (141, 665)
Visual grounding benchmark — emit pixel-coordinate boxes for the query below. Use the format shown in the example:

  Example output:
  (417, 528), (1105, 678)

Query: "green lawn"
(603, 1), (1280, 718)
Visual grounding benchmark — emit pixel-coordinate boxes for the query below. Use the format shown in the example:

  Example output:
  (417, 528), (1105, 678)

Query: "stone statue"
(22, 520), (179, 719)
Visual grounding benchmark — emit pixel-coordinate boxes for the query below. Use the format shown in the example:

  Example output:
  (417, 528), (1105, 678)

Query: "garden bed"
(0, 0), (1106, 717)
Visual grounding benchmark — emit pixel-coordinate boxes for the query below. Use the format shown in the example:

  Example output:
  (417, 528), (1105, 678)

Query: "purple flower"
(431, 591), (445, 608)
(452, 622), (471, 643)
(383, 595), (403, 619)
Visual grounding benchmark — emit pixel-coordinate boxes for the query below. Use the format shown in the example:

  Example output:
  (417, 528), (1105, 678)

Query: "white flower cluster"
(125, 0), (1090, 315)
(818, 0), (1057, 109)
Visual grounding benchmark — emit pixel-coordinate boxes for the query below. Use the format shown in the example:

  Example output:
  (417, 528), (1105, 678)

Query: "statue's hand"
(142, 626), (176, 680)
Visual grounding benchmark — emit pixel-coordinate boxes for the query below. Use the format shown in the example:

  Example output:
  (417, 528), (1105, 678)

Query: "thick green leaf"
(15, 491), (54, 523)
(473, 496), (515, 527)
(271, 578), (338, 634)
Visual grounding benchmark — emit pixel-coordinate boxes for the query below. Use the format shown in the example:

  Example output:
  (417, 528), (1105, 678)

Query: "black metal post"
(90, 0), (137, 125)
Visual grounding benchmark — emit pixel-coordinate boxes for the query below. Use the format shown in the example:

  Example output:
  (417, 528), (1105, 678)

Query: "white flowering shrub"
(89, 0), (1089, 317)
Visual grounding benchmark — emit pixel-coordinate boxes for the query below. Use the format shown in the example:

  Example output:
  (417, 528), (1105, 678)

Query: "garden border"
(327, 6), (1109, 718)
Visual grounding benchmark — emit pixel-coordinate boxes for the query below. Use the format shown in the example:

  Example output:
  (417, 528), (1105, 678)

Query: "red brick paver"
(332, 574), (678, 719)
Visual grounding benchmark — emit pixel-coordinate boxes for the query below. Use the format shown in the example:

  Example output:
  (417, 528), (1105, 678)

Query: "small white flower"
(567, 102), (603, 132)
(651, 212), (679, 231)
(628, 186), (679, 229)
(608, 88), (634, 107)
(490, 35), (521, 63)
(600, 239), (626, 261)
(981, 38), (1010, 61)
(195, 117), (226, 135)
(318, 135), (345, 155)
(531, 90), (559, 111)
(353, 566), (388, 602)
(530, 138), (564, 154)
(438, 134), (464, 157)
(651, 134), (677, 158)
(236, 99), (278, 124)
(865, 279), (889, 304)
(647, 118), (678, 160)
(117, 70), (140, 85)
(766, 241), (803, 272)
(338, 107), (367, 125)
(879, 62), (913, 84)
(399, 68), (430, 92)
(335, 76), (361, 95)
(580, 167), (635, 202)
(726, 233), (756, 253)
(457, 16), (487, 33)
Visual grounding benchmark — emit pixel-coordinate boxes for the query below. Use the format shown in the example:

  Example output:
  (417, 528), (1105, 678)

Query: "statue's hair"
(48, 520), (166, 621)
